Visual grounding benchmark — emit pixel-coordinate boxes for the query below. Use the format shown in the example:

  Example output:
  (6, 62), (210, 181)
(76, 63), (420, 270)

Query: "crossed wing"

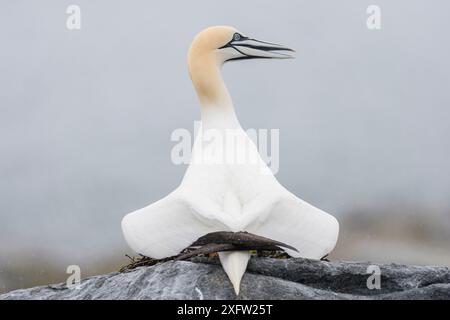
(122, 190), (339, 260)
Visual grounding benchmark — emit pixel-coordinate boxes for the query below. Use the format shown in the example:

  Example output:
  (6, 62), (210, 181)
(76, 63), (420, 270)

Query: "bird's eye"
(233, 33), (241, 41)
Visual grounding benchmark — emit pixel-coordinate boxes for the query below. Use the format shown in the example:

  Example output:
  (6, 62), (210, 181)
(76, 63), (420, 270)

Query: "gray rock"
(1, 257), (449, 300)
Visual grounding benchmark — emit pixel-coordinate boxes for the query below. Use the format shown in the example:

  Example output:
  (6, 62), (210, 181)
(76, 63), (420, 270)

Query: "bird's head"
(188, 26), (295, 66)
(187, 26), (294, 105)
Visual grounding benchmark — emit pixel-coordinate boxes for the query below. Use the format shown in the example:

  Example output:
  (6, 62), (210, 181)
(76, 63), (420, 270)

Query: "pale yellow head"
(187, 26), (294, 106)
(188, 26), (238, 65)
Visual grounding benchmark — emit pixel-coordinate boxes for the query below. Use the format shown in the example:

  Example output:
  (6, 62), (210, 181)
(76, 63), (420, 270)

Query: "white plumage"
(122, 26), (339, 295)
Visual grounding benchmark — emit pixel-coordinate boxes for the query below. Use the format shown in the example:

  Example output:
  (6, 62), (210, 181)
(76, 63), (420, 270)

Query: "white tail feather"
(218, 251), (251, 295)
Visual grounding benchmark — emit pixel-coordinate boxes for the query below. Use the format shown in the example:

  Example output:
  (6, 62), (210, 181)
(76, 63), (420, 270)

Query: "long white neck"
(188, 53), (241, 130)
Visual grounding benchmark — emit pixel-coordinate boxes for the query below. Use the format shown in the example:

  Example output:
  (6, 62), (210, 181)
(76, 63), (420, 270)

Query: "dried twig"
(119, 231), (298, 272)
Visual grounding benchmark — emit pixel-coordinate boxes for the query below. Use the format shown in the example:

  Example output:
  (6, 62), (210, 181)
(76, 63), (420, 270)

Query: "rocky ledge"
(1, 257), (449, 300)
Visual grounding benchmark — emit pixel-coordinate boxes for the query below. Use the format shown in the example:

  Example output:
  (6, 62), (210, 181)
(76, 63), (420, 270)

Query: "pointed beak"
(224, 37), (295, 61)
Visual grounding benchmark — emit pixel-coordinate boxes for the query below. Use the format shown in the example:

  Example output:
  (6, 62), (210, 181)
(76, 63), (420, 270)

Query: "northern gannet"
(122, 26), (339, 295)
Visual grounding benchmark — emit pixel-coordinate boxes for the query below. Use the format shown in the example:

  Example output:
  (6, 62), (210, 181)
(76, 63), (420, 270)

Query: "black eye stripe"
(218, 33), (249, 49)
(233, 33), (248, 42)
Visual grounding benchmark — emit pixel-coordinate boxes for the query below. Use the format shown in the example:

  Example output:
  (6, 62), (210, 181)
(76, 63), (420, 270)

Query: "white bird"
(121, 26), (339, 295)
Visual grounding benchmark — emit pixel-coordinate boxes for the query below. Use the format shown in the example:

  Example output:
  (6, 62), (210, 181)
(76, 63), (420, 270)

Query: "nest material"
(120, 231), (298, 272)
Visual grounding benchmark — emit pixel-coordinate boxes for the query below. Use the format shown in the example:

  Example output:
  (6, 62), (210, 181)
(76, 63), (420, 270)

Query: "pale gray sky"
(1, 0), (450, 288)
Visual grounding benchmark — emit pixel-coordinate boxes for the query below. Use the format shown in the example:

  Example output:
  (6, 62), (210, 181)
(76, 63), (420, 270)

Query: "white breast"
(180, 124), (280, 228)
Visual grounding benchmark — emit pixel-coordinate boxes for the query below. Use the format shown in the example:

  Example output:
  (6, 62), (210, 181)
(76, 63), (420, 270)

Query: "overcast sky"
(1, 1), (450, 270)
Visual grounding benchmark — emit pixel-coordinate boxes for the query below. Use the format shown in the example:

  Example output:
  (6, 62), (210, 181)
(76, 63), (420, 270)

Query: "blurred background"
(1, 0), (450, 293)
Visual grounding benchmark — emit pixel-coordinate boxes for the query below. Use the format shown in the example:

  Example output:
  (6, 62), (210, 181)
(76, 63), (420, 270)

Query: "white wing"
(121, 190), (222, 259)
(248, 191), (339, 259)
